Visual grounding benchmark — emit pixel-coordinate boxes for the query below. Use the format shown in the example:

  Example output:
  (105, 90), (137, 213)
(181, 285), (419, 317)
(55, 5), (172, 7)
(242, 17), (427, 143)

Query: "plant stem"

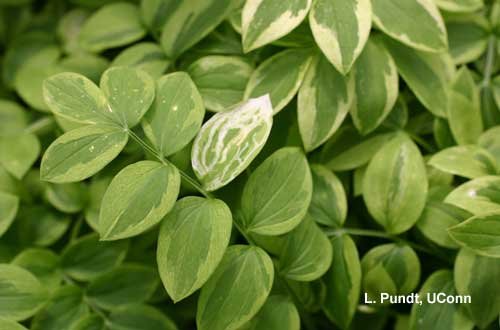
(25, 116), (55, 135)
(406, 131), (436, 153)
(326, 228), (451, 264)
(481, 35), (497, 88)
(232, 220), (256, 245)
(127, 130), (213, 198)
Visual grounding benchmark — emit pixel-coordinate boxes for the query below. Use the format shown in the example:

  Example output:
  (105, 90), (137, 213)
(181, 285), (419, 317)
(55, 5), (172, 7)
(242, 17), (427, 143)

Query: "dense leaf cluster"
(0, 0), (500, 330)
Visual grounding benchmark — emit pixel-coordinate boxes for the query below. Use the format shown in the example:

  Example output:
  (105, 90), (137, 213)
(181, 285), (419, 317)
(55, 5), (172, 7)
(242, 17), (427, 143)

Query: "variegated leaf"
(40, 125), (128, 183)
(298, 54), (354, 152)
(350, 38), (399, 135)
(158, 0), (237, 58)
(0, 191), (19, 237)
(192, 95), (273, 191)
(383, 36), (454, 117)
(372, 0), (447, 52)
(110, 42), (171, 79)
(428, 145), (497, 179)
(448, 67), (482, 145)
(446, 14), (489, 65)
(187, 56), (253, 112)
(309, 0), (371, 75)
(363, 133), (428, 234)
(242, 0), (312, 52)
(245, 49), (313, 114)
(196, 245), (274, 330)
(79, 3), (146, 53)
(435, 0), (484, 12)
(142, 72), (205, 157)
(99, 160), (180, 240)
(449, 213), (500, 258)
(445, 176), (500, 215)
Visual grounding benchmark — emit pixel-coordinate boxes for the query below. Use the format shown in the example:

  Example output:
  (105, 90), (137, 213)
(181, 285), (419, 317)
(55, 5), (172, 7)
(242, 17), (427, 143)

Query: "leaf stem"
(405, 131), (436, 153)
(481, 35), (497, 88)
(126, 130), (213, 198)
(232, 219), (256, 246)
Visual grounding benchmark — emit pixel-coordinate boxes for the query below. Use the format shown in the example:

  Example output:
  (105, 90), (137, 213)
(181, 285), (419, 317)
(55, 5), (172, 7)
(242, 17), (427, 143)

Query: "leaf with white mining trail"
(192, 95), (273, 191)
(40, 125), (128, 183)
(350, 38), (399, 135)
(142, 72), (205, 157)
(99, 160), (180, 240)
(245, 49), (313, 114)
(372, 0), (447, 52)
(242, 0), (312, 52)
(309, 0), (371, 75)
(298, 54), (354, 152)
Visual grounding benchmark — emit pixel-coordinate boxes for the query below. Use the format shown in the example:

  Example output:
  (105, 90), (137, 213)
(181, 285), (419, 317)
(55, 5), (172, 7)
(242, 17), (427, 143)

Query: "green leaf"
(192, 95), (273, 191)
(242, 0), (311, 52)
(86, 264), (159, 310)
(187, 56), (253, 112)
(100, 66), (155, 128)
(239, 295), (300, 330)
(445, 176), (500, 215)
(157, 197), (232, 302)
(12, 248), (61, 291)
(43, 72), (111, 125)
(479, 126), (500, 165)
(383, 36), (453, 117)
(0, 264), (48, 321)
(298, 54), (354, 151)
(372, 0), (447, 52)
(111, 42), (170, 79)
(44, 182), (87, 214)
(322, 234), (361, 329)
(61, 233), (129, 281)
(446, 14), (489, 65)
(79, 3), (146, 53)
(447, 67), (482, 145)
(107, 305), (178, 330)
(244, 49), (312, 114)
(435, 0), (483, 12)
(0, 319), (28, 330)
(416, 201), (471, 249)
(361, 244), (421, 302)
(158, 0), (236, 58)
(428, 145), (497, 179)
(309, 0), (372, 74)
(409, 270), (474, 330)
(0, 191), (18, 237)
(363, 133), (428, 234)
(16, 205), (71, 247)
(350, 38), (399, 135)
(196, 245), (274, 330)
(0, 133), (40, 179)
(308, 164), (347, 227)
(454, 248), (500, 328)
(448, 213), (500, 257)
(240, 147), (312, 236)
(382, 95), (408, 129)
(278, 216), (332, 281)
(142, 72), (205, 157)
(59, 54), (109, 84)
(0, 100), (28, 136)
(99, 160), (180, 240)
(40, 125), (128, 183)
(14, 48), (62, 112)
(57, 8), (90, 54)
(321, 126), (393, 171)
(69, 315), (105, 330)
(31, 285), (88, 330)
